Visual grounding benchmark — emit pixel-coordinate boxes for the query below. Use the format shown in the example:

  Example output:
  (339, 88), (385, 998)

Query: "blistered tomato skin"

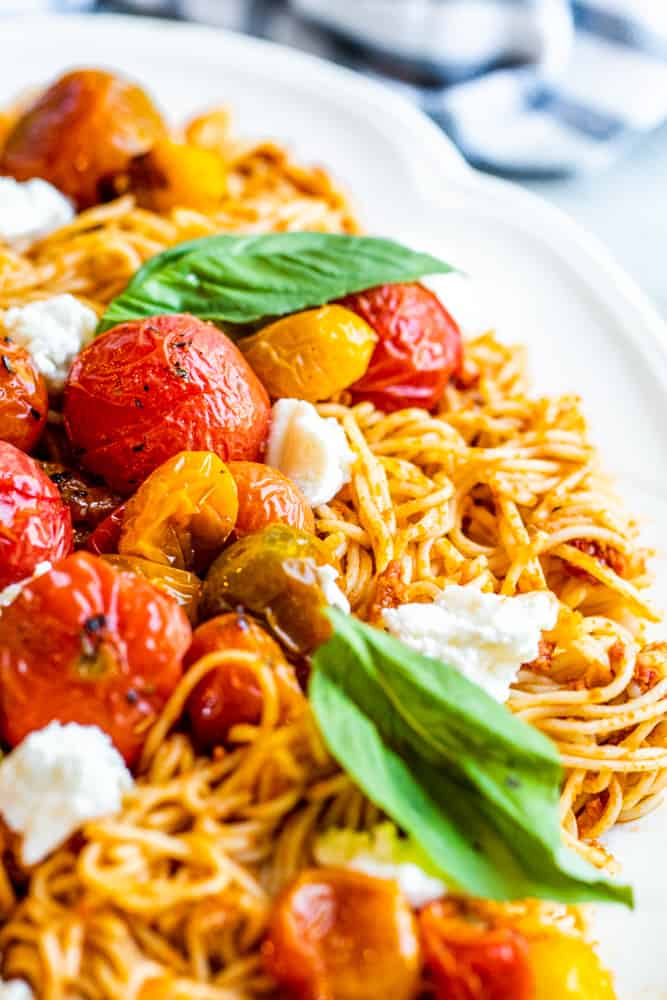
(340, 283), (462, 412)
(119, 451), (238, 573)
(0, 338), (48, 452)
(0, 441), (73, 589)
(238, 306), (377, 402)
(1, 69), (166, 210)
(63, 314), (271, 495)
(102, 554), (201, 624)
(186, 612), (304, 748)
(0, 551), (190, 767)
(229, 461), (314, 537)
(263, 867), (421, 1000)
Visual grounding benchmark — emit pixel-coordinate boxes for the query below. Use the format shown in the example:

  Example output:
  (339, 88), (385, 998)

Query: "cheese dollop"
(2, 294), (98, 392)
(314, 563), (350, 613)
(383, 584), (558, 702)
(0, 722), (133, 866)
(266, 398), (354, 507)
(0, 177), (74, 243)
(314, 822), (447, 908)
(0, 980), (34, 1000)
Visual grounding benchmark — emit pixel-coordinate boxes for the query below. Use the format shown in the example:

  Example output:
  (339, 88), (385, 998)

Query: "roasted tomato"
(1, 69), (166, 210)
(87, 502), (127, 555)
(238, 306), (377, 402)
(229, 461), (314, 537)
(63, 314), (271, 495)
(420, 900), (535, 1000)
(263, 867), (421, 1000)
(0, 551), (190, 766)
(0, 337), (47, 451)
(201, 524), (335, 655)
(103, 554), (201, 624)
(186, 612), (303, 748)
(123, 138), (227, 212)
(41, 462), (122, 529)
(530, 935), (616, 1000)
(340, 283), (462, 412)
(0, 441), (72, 589)
(119, 451), (238, 573)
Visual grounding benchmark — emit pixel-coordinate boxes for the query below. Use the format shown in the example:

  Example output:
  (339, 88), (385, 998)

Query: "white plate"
(1, 13), (666, 998)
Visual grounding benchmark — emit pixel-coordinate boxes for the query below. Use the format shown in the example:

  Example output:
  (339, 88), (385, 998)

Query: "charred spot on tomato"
(84, 613), (107, 634)
(1, 354), (15, 375)
(125, 688), (139, 705)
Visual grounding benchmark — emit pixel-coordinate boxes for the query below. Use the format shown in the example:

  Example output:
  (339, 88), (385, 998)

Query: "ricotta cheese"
(383, 584), (558, 702)
(0, 561), (52, 610)
(314, 822), (447, 908)
(0, 721), (133, 866)
(266, 398), (354, 507)
(2, 294), (98, 392)
(0, 980), (34, 1000)
(314, 563), (350, 613)
(0, 177), (74, 243)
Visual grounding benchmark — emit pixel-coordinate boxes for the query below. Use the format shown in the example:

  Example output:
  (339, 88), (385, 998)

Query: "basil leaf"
(98, 233), (453, 334)
(310, 611), (632, 907)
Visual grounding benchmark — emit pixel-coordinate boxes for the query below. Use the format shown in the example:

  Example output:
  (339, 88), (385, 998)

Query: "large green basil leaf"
(309, 610), (632, 907)
(98, 232), (453, 334)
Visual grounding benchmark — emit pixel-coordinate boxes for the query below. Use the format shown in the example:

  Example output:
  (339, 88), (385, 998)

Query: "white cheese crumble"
(314, 822), (447, 908)
(0, 721), (133, 866)
(2, 294), (98, 392)
(314, 564), (350, 614)
(0, 980), (34, 1000)
(383, 584), (558, 703)
(0, 177), (74, 243)
(0, 561), (52, 610)
(266, 398), (354, 507)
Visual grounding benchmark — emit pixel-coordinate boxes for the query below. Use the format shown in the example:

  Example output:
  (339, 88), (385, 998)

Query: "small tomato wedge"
(341, 282), (462, 412)
(263, 867), (421, 1000)
(0, 551), (190, 766)
(420, 900), (535, 1000)
(119, 451), (238, 573)
(0, 441), (72, 589)
(186, 612), (303, 748)
(229, 461), (314, 537)
(0, 338), (47, 452)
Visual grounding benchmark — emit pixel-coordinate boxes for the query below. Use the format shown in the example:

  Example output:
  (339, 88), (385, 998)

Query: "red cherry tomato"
(340, 282), (462, 412)
(186, 612), (304, 749)
(0, 337), (47, 452)
(87, 502), (128, 556)
(0, 551), (190, 766)
(420, 901), (535, 1000)
(0, 441), (72, 589)
(63, 314), (271, 495)
(263, 867), (421, 1000)
(228, 461), (314, 537)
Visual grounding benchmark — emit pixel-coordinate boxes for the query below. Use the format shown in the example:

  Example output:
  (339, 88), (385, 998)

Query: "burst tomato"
(1, 69), (166, 210)
(0, 551), (190, 766)
(229, 461), (314, 537)
(0, 337), (47, 452)
(420, 901), (535, 1000)
(63, 314), (271, 495)
(340, 282), (462, 412)
(263, 867), (421, 1000)
(87, 502), (127, 555)
(0, 441), (72, 589)
(186, 612), (304, 748)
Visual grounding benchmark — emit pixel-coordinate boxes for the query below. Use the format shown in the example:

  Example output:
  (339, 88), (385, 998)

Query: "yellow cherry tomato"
(119, 451), (238, 574)
(238, 305), (377, 402)
(530, 935), (617, 1000)
(102, 554), (201, 624)
(127, 138), (227, 212)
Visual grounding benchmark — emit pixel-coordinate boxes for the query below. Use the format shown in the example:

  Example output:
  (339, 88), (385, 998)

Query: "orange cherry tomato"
(419, 900), (535, 1000)
(0, 441), (72, 589)
(124, 138), (227, 213)
(529, 935), (616, 1000)
(340, 283), (462, 412)
(119, 451), (238, 573)
(0, 337), (47, 452)
(63, 314), (271, 495)
(186, 612), (304, 748)
(102, 554), (201, 625)
(87, 502), (127, 556)
(1, 69), (166, 210)
(229, 461), (314, 537)
(263, 867), (421, 1000)
(0, 551), (190, 766)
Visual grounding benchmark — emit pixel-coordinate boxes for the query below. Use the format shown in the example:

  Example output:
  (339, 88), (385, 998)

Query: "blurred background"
(1, 0), (666, 314)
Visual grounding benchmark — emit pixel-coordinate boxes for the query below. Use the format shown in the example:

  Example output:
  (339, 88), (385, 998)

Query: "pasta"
(0, 96), (664, 998)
